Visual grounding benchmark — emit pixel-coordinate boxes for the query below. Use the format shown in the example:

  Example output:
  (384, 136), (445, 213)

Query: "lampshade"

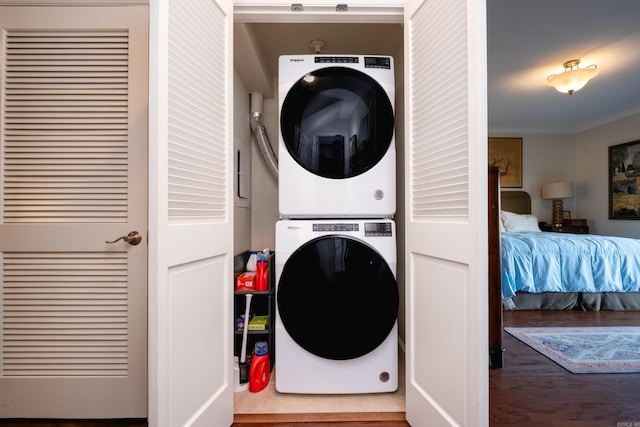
(547, 59), (598, 95)
(541, 182), (574, 200)
(542, 182), (574, 228)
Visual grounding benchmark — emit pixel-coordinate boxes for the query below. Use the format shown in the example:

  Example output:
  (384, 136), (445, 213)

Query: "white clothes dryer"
(275, 219), (398, 394)
(278, 55), (396, 218)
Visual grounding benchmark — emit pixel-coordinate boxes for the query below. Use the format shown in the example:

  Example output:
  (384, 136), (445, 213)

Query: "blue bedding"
(501, 232), (640, 299)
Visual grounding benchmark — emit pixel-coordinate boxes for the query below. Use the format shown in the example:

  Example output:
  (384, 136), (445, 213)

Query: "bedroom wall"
(494, 112), (640, 239)
(575, 112), (640, 238)
(490, 133), (576, 224)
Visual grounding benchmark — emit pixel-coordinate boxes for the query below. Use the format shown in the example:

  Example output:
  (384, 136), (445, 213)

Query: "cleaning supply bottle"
(255, 255), (269, 291)
(249, 341), (270, 392)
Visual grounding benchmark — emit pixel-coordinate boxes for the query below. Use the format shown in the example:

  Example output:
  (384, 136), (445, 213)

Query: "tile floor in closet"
(234, 349), (405, 414)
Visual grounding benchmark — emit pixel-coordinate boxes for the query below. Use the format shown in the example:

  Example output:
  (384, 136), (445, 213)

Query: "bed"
(499, 190), (640, 311)
(487, 170), (640, 368)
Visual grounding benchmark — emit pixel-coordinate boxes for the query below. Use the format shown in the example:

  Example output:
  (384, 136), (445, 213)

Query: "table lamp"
(541, 182), (574, 229)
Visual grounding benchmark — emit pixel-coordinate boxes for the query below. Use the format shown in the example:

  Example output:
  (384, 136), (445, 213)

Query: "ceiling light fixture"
(546, 59), (598, 95)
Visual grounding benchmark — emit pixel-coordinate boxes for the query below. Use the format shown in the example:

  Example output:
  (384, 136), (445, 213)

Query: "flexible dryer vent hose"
(249, 92), (278, 180)
(251, 113), (279, 180)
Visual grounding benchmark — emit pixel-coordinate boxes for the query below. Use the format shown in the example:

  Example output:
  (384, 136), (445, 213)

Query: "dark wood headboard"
(500, 191), (531, 215)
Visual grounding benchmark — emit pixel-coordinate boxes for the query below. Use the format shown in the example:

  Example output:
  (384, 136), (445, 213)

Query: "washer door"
(278, 236), (398, 360)
(280, 67), (394, 179)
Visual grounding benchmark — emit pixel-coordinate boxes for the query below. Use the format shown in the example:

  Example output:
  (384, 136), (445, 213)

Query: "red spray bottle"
(255, 251), (269, 291)
(255, 260), (268, 291)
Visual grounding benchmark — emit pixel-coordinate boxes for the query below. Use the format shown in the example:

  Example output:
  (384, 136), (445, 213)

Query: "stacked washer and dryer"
(275, 55), (399, 394)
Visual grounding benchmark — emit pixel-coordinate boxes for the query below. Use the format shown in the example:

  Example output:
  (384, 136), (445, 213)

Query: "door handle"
(106, 231), (142, 245)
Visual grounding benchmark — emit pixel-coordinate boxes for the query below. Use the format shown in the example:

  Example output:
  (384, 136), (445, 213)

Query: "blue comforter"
(501, 232), (640, 299)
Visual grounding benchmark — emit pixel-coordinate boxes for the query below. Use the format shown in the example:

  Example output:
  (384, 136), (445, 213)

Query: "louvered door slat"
(168, 0), (227, 221)
(410, 0), (469, 218)
(2, 252), (128, 377)
(3, 30), (129, 223)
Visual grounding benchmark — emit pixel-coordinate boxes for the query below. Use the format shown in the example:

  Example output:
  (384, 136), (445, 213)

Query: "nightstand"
(539, 222), (589, 234)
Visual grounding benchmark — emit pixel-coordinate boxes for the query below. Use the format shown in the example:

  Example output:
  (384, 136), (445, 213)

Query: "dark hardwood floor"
(0, 421), (146, 427)
(3, 310), (639, 427)
(491, 309), (640, 427)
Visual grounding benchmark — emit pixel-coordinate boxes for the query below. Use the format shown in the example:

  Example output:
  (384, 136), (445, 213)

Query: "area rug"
(504, 326), (640, 373)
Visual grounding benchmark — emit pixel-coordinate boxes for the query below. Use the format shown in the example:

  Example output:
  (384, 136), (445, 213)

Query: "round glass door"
(280, 67), (394, 179)
(277, 236), (398, 360)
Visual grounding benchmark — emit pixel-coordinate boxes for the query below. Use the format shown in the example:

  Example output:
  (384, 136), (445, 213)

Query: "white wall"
(494, 112), (640, 239)
(233, 72), (279, 254)
(234, 70), (253, 255)
(576, 112), (640, 238)
(233, 72), (279, 255)
(250, 96), (279, 251)
(490, 133), (576, 224)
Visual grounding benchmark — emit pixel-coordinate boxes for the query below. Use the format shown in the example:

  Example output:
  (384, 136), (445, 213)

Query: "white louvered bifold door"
(404, 0), (488, 425)
(0, 6), (149, 418)
(148, 0), (234, 425)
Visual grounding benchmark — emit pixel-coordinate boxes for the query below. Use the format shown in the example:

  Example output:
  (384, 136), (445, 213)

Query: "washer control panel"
(313, 223), (359, 232)
(311, 222), (393, 236)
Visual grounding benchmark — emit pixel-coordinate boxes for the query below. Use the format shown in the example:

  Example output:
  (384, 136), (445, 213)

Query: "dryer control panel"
(313, 56), (392, 70)
(364, 56), (392, 69)
(364, 222), (393, 237)
(315, 56), (359, 64)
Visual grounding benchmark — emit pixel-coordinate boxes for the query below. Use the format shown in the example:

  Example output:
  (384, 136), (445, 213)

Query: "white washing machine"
(278, 55), (396, 218)
(275, 219), (398, 394)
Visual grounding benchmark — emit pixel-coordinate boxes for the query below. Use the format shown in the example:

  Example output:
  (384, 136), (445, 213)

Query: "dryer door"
(280, 66), (394, 179)
(277, 235), (398, 360)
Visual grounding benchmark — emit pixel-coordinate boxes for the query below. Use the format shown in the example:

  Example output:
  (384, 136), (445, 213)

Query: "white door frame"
(146, 0), (488, 424)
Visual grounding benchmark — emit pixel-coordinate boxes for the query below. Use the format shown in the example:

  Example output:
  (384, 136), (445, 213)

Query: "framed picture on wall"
(609, 139), (640, 219)
(488, 137), (522, 188)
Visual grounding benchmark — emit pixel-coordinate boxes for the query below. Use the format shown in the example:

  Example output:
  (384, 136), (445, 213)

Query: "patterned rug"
(505, 326), (640, 373)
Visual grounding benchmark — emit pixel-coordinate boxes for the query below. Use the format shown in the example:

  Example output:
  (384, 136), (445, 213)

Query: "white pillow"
(500, 210), (541, 232)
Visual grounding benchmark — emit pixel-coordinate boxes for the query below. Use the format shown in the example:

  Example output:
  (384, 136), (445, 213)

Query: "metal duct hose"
(250, 112), (279, 180)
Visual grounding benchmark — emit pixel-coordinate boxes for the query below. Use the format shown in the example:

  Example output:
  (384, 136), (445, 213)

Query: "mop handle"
(239, 293), (253, 364)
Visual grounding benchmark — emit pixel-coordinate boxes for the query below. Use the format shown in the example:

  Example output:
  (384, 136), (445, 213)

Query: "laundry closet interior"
(232, 5), (407, 416)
